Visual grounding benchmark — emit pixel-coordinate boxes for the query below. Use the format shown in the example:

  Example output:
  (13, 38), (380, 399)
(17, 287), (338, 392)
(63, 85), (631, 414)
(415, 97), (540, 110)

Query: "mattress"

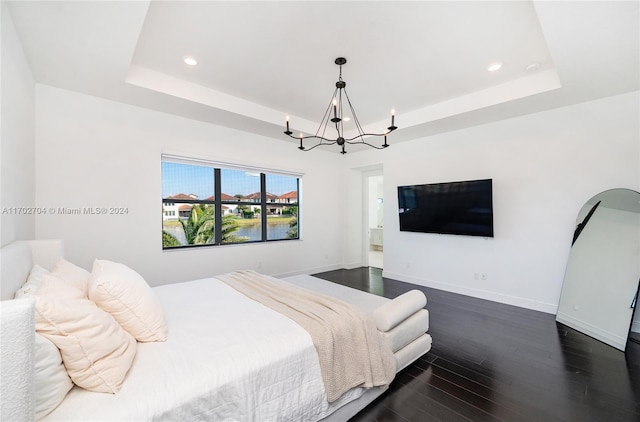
(42, 277), (365, 421)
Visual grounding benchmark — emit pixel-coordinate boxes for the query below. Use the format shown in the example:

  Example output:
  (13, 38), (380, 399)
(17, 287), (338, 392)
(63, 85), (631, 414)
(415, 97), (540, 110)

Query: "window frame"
(161, 155), (300, 249)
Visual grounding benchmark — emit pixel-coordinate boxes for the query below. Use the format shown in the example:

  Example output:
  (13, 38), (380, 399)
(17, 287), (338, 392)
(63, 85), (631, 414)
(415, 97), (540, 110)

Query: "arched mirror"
(557, 188), (640, 351)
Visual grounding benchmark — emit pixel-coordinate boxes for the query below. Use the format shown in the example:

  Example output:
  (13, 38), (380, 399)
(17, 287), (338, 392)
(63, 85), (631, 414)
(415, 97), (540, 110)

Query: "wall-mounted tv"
(397, 179), (494, 237)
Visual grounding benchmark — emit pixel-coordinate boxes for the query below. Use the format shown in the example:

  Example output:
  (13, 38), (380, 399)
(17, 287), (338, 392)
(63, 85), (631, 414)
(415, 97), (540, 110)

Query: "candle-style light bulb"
(333, 99), (338, 118)
(387, 109), (397, 132)
(284, 115), (293, 135)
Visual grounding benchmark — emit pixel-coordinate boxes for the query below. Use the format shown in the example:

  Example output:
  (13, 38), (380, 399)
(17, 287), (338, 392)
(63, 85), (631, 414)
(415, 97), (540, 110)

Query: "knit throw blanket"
(216, 270), (396, 403)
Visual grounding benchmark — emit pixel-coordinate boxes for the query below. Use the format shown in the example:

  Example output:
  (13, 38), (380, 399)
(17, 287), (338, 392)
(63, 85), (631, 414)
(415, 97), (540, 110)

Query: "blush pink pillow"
(50, 259), (91, 296)
(34, 276), (137, 393)
(89, 260), (167, 342)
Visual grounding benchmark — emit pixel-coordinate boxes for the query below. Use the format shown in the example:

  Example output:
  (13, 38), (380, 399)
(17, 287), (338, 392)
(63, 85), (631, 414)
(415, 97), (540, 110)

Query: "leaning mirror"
(556, 188), (640, 351)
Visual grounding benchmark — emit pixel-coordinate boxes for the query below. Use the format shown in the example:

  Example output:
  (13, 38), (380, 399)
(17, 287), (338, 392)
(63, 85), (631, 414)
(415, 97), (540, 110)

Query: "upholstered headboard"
(0, 240), (63, 300)
(0, 240), (63, 422)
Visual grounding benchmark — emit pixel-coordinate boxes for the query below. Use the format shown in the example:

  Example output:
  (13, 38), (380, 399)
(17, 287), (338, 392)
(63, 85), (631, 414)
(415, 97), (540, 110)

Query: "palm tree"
(181, 204), (215, 244)
(221, 216), (246, 243)
(162, 205), (246, 246)
(162, 230), (181, 247)
(287, 207), (298, 239)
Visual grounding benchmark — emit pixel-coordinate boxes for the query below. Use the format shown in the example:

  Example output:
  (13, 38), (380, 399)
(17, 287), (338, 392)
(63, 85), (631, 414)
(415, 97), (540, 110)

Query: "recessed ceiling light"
(343, 117), (351, 122)
(486, 62), (502, 72)
(184, 56), (198, 66)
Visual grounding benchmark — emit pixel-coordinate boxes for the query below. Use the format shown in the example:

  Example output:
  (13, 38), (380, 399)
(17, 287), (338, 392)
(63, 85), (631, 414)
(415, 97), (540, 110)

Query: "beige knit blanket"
(216, 270), (396, 402)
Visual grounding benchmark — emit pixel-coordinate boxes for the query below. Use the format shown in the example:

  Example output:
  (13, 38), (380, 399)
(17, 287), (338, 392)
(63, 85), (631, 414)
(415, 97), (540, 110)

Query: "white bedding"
(43, 277), (364, 421)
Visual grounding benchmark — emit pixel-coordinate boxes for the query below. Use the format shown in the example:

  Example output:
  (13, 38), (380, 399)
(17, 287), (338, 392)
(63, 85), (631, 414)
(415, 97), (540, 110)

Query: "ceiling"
(6, 1), (639, 153)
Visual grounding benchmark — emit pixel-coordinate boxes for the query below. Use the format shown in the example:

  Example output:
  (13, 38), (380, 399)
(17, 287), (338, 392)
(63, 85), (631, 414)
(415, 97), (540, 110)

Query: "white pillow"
(34, 276), (137, 393)
(50, 258), (91, 296)
(15, 265), (77, 416)
(34, 333), (73, 420)
(89, 259), (167, 342)
(14, 264), (49, 298)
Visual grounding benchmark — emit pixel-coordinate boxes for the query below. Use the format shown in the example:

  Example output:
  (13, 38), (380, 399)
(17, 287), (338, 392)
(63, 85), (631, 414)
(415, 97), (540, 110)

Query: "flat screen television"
(397, 179), (494, 237)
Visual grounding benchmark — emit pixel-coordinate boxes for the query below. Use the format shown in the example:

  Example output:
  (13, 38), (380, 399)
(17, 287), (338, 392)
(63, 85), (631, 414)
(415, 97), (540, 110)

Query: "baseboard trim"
(383, 270), (558, 314)
(556, 312), (627, 350)
(343, 261), (364, 270)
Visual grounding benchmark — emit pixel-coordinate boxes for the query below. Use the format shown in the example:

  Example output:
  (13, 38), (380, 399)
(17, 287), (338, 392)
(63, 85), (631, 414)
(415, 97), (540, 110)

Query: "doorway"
(366, 174), (384, 269)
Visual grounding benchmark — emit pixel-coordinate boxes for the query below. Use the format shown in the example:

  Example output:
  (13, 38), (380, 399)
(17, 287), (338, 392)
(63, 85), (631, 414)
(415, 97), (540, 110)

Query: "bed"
(0, 240), (432, 421)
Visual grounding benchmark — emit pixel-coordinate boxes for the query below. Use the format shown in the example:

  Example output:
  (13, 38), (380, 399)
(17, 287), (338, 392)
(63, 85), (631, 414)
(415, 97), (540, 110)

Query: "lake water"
(163, 225), (187, 244)
(236, 221), (291, 241)
(163, 220), (293, 245)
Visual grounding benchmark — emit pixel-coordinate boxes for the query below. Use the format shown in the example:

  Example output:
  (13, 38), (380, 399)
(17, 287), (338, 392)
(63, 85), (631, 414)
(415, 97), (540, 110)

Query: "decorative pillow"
(34, 333), (73, 419)
(34, 276), (137, 394)
(36, 273), (85, 300)
(50, 258), (91, 296)
(14, 264), (49, 298)
(89, 259), (167, 342)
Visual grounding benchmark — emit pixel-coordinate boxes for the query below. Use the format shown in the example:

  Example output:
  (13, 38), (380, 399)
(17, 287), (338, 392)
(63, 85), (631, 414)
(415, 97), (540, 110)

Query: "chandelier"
(284, 57), (397, 154)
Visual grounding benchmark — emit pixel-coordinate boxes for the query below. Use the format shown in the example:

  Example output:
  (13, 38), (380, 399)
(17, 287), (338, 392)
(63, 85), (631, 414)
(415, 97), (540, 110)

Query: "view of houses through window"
(162, 158), (299, 248)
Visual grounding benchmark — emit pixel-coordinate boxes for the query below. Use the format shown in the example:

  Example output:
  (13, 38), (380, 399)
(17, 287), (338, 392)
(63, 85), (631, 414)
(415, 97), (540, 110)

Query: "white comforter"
(43, 278), (364, 421)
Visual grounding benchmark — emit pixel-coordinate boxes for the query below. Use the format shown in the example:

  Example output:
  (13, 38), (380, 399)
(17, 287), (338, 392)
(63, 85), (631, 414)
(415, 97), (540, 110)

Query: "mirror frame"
(557, 188), (640, 351)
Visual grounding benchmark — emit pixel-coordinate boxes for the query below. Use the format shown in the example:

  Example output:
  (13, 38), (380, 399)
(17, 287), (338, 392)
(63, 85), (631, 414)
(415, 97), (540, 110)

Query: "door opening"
(367, 175), (383, 269)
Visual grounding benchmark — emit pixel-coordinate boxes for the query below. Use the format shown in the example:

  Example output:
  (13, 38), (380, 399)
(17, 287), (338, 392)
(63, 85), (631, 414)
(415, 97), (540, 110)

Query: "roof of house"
(220, 193), (237, 201)
(243, 192), (277, 200)
(278, 191), (298, 199)
(203, 193), (250, 201)
(165, 193), (198, 200)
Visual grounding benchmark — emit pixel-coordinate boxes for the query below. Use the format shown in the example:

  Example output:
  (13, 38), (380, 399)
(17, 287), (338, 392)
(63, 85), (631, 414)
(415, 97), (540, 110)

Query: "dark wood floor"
(313, 267), (640, 422)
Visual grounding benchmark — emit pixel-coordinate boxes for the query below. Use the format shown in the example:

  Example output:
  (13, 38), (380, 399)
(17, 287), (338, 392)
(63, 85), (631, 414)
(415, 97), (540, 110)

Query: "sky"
(162, 162), (298, 199)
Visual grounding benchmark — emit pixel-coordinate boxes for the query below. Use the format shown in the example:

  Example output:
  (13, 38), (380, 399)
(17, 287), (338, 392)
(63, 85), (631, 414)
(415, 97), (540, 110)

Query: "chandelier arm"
(344, 135), (389, 149)
(344, 132), (393, 142)
(351, 141), (388, 150)
(299, 142), (331, 152)
(348, 132), (370, 144)
(285, 133), (337, 145)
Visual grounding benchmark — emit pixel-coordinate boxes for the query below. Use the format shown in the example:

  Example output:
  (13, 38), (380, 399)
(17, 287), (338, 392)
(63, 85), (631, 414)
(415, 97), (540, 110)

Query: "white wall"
(1, 2), (36, 246)
(344, 91), (640, 313)
(6, 12), (638, 312)
(34, 85), (344, 286)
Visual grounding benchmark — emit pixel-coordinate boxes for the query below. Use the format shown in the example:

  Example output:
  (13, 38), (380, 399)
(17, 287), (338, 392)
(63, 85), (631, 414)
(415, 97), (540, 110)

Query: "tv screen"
(397, 179), (494, 237)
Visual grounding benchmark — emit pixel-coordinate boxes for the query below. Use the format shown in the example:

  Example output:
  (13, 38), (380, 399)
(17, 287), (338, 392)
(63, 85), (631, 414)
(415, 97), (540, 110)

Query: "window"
(161, 156), (300, 249)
